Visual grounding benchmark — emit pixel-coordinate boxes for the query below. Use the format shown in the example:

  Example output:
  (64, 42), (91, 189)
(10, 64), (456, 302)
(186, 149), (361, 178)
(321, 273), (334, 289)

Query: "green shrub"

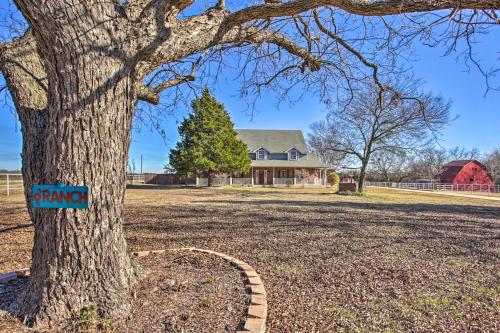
(327, 172), (340, 186)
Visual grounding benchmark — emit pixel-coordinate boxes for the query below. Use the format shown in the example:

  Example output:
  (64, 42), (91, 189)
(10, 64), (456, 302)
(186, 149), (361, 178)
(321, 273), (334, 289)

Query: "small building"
(341, 177), (355, 183)
(438, 160), (493, 185)
(236, 129), (327, 185)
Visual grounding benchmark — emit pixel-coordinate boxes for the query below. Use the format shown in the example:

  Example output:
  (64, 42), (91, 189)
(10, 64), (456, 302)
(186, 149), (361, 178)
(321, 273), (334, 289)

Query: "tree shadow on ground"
(0, 223), (32, 233)
(201, 199), (500, 219)
(124, 198), (500, 264)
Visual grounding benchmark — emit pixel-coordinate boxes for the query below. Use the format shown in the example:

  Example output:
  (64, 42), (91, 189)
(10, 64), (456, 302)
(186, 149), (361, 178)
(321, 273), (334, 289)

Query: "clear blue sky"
(1, 7), (499, 172)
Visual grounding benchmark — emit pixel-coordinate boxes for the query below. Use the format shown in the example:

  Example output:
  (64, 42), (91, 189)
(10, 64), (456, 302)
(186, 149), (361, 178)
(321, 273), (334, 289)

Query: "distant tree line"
(367, 146), (500, 184)
(308, 80), (498, 190)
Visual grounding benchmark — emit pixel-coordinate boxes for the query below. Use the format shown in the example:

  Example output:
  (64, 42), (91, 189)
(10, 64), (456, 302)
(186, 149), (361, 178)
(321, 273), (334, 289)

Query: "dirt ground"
(1, 187), (499, 332)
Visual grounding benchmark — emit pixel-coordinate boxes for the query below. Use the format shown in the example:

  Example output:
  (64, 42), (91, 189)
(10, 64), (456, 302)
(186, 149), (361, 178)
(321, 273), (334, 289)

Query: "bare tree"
(369, 150), (411, 183)
(0, 0), (499, 327)
(483, 147), (500, 184)
(371, 146), (482, 182)
(406, 147), (449, 181)
(308, 81), (451, 192)
(447, 146), (481, 161)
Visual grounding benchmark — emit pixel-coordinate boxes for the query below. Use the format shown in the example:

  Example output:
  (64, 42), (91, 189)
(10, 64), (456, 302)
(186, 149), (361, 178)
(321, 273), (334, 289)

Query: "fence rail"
(0, 174), (24, 195)
(296, 178), (326, 186)
(195, 176), (326, 187)
(366, 181), (500, 193)
(274, 178), (294, 185)
(232, 178), (252, 186)
(0, 173), (327, 194)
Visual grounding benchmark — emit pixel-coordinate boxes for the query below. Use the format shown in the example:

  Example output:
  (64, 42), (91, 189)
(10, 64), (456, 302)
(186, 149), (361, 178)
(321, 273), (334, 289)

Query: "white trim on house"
(251, 146), (269, 153)
(284, 146), (304, 154)
(254, 169), (268, 185)
(256, 148), (267, 160)
(288, 148), (299, 161)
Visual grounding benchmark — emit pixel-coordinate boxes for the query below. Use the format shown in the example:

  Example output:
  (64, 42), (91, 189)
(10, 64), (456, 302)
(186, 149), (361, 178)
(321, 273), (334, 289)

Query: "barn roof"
(439, 160), (487, 182)
(439, 165), (463, 182)
(443, 160), (475, 167)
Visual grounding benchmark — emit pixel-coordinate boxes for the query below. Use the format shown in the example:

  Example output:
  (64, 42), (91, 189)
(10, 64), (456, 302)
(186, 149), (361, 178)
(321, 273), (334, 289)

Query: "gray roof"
(250, 155), (326, 168)
(236, 129), (327, 168)
(236, 129), (308, 153)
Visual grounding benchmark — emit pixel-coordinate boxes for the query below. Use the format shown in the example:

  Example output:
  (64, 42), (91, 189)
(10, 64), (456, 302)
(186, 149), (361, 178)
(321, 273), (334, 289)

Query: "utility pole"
(140, 154), (143, 174)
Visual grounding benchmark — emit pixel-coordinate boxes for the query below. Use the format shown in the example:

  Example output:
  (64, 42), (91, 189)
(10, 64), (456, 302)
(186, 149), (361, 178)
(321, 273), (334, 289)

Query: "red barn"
(438, 160), (494, 185)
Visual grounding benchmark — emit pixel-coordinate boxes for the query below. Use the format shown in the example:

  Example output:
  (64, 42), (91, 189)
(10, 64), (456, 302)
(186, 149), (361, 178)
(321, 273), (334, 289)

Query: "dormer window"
(289, 149), (298, 161)
(257, 148), (266, 160)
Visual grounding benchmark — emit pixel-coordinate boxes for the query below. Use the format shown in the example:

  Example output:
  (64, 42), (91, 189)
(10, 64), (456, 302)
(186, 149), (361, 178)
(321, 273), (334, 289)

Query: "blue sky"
(1, 7), (499, 173)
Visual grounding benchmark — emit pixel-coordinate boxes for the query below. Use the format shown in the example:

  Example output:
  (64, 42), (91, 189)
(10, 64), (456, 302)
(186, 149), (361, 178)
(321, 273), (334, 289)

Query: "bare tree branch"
(137, 51), (207, 104)
(221, 0), (500, 31)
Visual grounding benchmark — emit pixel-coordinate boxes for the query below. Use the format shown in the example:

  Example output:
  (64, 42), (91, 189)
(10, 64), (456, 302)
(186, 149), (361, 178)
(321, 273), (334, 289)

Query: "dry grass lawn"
(1, 186), (499, 332)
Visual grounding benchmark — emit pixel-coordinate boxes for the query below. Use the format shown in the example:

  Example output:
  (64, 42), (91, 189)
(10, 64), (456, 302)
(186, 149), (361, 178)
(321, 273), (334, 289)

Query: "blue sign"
(32, 185), (88, 209)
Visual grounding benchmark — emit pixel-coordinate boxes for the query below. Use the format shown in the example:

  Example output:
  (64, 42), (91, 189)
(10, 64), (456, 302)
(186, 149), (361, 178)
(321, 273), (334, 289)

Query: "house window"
(280, 170), (288, 178)
(257, 149), (266, 160)
(289, 149), (298, 160)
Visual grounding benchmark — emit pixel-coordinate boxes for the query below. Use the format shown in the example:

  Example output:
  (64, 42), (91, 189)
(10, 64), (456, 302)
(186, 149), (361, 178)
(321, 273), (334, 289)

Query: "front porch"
(249, 167), (326, 186)
(194, 167), (328, 187)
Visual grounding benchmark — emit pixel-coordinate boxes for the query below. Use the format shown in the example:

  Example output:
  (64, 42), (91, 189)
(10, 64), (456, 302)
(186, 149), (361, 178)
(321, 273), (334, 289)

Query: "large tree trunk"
(358, 158), (369, 193)
(0, 30), (48, 219)
(1, 5), (141, 326)
(17, 65), (139, 326)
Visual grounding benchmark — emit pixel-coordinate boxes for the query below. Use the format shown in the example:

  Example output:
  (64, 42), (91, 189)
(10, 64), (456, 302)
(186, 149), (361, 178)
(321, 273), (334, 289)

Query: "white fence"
(232, 178), (252, 186)
(366, 181), (500, 193)
(274, 178), (295, 185)
(195, 177), (326, 187)
(196, 177), (251, 186)
(0, 174), (24, 195)
(296, 178), (326, 186)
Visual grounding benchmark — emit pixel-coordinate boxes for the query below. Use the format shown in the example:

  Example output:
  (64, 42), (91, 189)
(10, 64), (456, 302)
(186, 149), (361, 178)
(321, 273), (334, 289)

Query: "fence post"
(6, 174), (9, 196)
(229, 177), (232, 186)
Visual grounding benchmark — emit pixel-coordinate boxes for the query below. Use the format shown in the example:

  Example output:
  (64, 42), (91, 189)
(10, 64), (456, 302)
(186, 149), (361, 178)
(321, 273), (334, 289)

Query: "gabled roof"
(236, 129), (308, 153)
(443, 160), (475, 167)
(284, 147), (301, 153)
(439, 165), (463, 182)
(439, 160), (487, 182)
(251, 146), (270, 153)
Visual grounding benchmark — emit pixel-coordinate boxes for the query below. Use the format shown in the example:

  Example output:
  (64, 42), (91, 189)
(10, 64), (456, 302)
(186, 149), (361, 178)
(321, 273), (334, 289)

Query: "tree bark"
(0, 30), (48, 219)
(358, 158), (369, 193)
(18, 67), (140, 326)
(1, 4), (141, 326)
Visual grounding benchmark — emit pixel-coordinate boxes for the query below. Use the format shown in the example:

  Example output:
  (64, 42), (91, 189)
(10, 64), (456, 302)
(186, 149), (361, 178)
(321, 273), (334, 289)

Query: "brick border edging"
(0, 248), (267, 333)
(133, 248), (267, 333)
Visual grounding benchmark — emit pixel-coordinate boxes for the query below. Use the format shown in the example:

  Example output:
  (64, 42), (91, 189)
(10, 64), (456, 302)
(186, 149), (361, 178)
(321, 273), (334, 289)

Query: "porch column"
(272, 167), (275, 185)
(251, 167), (254, 186)
(323, 168), (327, 186)
(293, 168), (296, 185)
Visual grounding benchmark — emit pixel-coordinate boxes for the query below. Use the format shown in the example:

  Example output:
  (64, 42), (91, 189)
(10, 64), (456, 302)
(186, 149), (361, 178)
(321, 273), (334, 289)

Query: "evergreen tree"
(169, 88), (251, 182)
